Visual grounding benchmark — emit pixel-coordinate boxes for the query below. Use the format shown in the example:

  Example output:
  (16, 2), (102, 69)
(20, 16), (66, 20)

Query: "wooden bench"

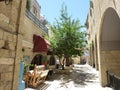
(25, 65), (49, 87)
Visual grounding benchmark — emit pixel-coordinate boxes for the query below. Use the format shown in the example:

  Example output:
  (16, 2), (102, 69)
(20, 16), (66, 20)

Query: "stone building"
(86, 0), (120, 87)
(22, 0), (49, 65)
(0, 0), (49, 90)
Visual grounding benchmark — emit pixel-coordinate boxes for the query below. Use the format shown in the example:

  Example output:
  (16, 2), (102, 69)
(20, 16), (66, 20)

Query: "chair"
(25, 65), (49, 87)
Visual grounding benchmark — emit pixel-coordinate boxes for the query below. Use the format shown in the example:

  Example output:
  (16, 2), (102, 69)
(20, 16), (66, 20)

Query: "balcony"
(25, 9), (48, 34)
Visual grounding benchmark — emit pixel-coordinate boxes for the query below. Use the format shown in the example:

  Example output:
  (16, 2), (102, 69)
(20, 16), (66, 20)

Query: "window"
(33, 6), (37, 16)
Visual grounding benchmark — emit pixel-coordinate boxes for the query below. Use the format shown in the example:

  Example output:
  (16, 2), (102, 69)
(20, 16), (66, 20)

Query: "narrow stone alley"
(25, 64), (113, 90)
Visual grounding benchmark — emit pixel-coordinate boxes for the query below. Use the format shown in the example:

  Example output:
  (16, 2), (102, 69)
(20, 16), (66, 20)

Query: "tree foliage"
(50, 3), (87, 66)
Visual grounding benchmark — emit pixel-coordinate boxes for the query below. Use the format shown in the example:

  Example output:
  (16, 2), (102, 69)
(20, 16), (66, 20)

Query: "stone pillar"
(99, 51), (108, 86)
(91, 44), (95, 68)
(94, 39), (99, 70)
(89, 46), (93, 66)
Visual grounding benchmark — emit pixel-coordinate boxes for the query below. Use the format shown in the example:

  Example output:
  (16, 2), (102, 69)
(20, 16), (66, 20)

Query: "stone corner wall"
(0, 0), (27, 90)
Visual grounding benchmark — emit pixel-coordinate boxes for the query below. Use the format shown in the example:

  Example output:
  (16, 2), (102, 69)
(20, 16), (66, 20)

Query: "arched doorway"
(99, 8), (120, 86)
(92, 41), (95, 68)
(89, 43), (94, 67)
(30, 54), (47, 70)
(95, 36), (99, 70)
(49, 55), (56, 65)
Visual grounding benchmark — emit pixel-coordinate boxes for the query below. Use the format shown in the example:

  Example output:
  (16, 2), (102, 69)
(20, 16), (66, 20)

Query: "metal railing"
(25, 9), (48, 34)
(107, 71), (120, 90)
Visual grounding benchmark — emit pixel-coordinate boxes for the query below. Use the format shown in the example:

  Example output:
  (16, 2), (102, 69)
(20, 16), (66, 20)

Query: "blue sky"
(37, 0), (90, 26)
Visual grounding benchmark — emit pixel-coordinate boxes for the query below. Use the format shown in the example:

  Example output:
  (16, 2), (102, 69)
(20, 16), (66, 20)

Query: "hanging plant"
(23, 63), (33, 73)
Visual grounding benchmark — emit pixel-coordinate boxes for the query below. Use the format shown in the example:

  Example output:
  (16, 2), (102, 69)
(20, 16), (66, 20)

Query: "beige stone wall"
(100, 50), (120, 75)
(22, 0), (48, 63)
(72, 57), (80, 64)
(0, 34), (15, 90)
(0, 0), (48, 89)
(22, 15), (48, 63)
(0, 2), (11, 22)
(87, 0), (120, 86)
(0, 0), (27, 90)
(30, 0), (41, 19)
(99, 50), (120, 86)
(23, 16), (46, 43)
(22, 0), (49, 66)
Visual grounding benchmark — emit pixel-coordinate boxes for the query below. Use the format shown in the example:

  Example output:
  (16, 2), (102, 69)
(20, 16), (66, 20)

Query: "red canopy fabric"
(33, 34), (50, 52)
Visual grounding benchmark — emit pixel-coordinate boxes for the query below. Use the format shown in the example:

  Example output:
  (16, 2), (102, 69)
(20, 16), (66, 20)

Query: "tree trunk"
(62, 58), (65, 70)
(66, 56), (70, 66)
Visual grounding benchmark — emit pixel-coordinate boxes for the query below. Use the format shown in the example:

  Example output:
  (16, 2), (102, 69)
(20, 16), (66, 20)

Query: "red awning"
(33, 34), (50, 52)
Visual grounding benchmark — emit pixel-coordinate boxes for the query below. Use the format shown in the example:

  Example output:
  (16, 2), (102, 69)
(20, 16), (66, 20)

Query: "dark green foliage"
(50, 3), (87, 66)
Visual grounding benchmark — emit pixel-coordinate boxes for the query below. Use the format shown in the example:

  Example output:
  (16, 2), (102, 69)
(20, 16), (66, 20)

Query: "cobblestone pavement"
(25, 64), (113, 90)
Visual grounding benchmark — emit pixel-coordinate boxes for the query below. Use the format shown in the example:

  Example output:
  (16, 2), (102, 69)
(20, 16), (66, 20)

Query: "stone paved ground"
(25, 64), (113, 90)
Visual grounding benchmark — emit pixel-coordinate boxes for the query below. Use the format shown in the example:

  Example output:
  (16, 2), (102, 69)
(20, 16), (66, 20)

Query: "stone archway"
(92, 41), (95, 68)
(89, 43), (94, 67)
(99, 7), (120, 86)
(89, 46), (92, 66)
(94, 36), (99, 70)
(30, 54), (43, 70)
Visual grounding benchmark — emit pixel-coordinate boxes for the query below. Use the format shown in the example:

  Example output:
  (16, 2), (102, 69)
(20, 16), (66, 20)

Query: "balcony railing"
(106, 71), (120, 90)
(25, 9), (48, 34)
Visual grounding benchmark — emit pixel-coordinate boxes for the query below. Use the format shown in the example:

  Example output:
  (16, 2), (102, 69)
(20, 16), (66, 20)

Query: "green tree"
(50, 3), (86, 69)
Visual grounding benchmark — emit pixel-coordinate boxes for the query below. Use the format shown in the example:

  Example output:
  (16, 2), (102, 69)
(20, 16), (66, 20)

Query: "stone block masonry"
(0, 28), (16, 89)
(0, 0), (27, 90)
(87, 0), (120, 87)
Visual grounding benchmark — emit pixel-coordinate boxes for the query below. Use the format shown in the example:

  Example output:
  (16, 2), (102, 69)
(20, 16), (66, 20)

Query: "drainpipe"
(11, 0), (23, 90)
